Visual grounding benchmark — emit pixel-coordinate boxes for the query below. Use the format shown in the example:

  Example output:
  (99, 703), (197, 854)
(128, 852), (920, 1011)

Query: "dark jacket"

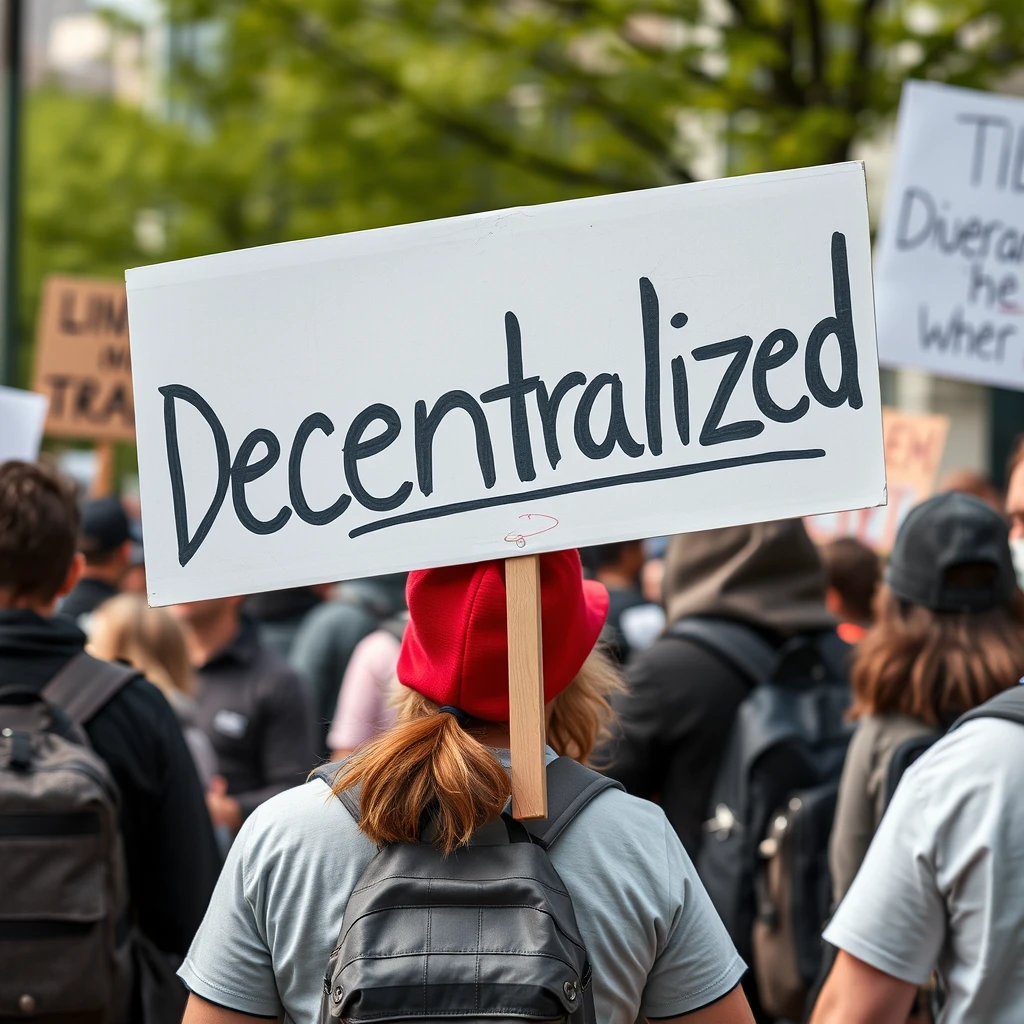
(195, 616), (315, 819)
(605, 628), (757, 856)
(604, 520), (835, 857)
(57, 576), (118, 624)
(244, 587), (323, 660)
(0, 609), (220, 958)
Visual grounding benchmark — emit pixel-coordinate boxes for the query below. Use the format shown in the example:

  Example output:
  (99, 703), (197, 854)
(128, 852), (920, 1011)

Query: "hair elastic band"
(438, 705), (469, 728)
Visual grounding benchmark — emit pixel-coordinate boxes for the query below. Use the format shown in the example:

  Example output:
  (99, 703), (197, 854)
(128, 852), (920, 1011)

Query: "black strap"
(952, 685), (1024, 732)
(42, 653), (139, 727)
(667, 617), (777, 686)
(522, 757), (622, 849)
(315, 756), (622, 849)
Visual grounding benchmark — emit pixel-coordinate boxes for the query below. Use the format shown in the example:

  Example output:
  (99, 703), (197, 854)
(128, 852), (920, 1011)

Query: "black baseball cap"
(80, 497), (131, 556)
(887, 491), (1017, 612)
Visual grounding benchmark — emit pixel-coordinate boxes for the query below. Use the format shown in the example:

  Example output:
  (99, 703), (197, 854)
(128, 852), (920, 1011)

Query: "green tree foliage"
(19, 0), (1024, 379)
(164, 0), (1024, 234)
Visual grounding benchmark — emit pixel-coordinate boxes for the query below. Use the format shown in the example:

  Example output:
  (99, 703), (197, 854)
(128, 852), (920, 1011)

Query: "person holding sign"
(178, 550), (753, 1024)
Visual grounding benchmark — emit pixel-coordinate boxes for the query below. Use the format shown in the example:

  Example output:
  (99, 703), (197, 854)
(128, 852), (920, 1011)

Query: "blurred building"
(26, 0), (162, 107)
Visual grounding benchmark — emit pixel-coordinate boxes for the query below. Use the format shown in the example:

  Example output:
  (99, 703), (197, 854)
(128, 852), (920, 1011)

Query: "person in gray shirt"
(174, 597), (315, 833)
(177, 552), (752, 1024)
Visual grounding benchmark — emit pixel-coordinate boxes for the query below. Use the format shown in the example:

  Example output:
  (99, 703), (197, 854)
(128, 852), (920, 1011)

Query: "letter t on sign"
(506, 554), (548, 820)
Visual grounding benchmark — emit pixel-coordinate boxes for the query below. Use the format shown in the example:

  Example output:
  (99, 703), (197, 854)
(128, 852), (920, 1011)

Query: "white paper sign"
(875, 81), (1024, 388)
(128, 162), (885, 606)
(0, 385), (48, 463)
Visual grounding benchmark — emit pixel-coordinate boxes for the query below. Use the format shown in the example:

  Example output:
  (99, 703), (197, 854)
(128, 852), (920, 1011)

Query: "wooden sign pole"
(90, 441), (115, 498)
(506, 554), (548, 820)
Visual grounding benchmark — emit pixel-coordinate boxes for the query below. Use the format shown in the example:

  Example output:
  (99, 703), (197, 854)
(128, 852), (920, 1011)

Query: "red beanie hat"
(397, 549), (609, 722)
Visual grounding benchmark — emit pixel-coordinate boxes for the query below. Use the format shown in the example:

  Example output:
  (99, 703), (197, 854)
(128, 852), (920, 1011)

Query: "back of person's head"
(79, 497), (132, 569)
(939, 467), (1004, 513)
(820, 536), (881, 624)
(852, 491), (1024, 724)
(333, 549), (617, 854)
(89, 593), (195, 698)
(0, 460), (80, 605)
(580, 540), (644, 577)
(662, 519), (834, 636)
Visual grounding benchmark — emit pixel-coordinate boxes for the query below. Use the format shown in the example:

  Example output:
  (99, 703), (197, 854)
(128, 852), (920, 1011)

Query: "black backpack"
(313, 756), (620, 1024)
(0, 654), (137, 1022)
(669, 617), (852, 1022)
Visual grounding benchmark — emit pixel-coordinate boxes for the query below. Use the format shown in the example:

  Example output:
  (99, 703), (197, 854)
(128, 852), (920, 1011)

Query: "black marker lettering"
(344, 404), (413, 512)
(44, 374), (72, 418)
(479, 312), (540, 482)
(805, 231), (863, 410)
(639, 277), (662, 456)
(231, 429), (292, 536)
(753, 329), (809, 423)
(671, 356), (690, 445)
(288, 413), (351, 526)
(692, 336), (764, 446)
(415, 391), (496, 497)
(573, 373), (645, 460)
(159, 384), (231, 567)
(535, 372), (586, 470)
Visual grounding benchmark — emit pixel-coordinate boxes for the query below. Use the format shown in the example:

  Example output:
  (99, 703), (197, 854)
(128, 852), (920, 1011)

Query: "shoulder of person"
(565, 783), (679, 865)
(910, 714), (1024, 787)
(236, 774), (375, 869)
(95, 671), (180, 734)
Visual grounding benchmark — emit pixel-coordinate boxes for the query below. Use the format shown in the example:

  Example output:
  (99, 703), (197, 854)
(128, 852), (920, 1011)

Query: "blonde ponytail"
(332, 707), (511, 855)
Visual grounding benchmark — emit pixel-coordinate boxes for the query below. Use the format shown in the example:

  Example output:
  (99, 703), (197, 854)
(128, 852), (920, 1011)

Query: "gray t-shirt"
(824, 717), (1024, 1023)
(179, 749), (745, 1022)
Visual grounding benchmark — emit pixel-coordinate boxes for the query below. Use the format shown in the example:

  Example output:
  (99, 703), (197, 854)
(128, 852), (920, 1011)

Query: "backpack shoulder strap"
(43, 653), (139, 727)
(313, 760), (362, 820)
(952, 685), (1024, 732)
(523, 756), (623, 849)
(667, 617), (777, 686)
(884, 731), (942, 808)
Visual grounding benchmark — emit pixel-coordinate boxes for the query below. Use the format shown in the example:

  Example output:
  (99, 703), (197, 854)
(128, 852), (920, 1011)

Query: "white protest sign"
(0, 385), (48, 463)
(875, 81), (1024, 388)
(128, 162), (885, 606)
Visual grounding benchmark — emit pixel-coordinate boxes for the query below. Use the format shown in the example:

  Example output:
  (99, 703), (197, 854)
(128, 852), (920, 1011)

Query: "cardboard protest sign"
(31, 275), (135, 442)
(875, 81), (1024, 389)
(128, 162), (885, 606)
(0, 385), (48, 462)
(806, 407), (949, 552)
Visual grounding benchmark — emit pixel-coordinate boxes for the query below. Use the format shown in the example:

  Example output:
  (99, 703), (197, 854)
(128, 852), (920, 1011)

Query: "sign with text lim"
(32, 275), (135, 442)
(128, 162), (886, 606)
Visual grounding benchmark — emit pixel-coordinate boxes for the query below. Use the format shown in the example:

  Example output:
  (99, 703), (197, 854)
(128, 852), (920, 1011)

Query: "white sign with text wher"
(128, 162), (885, 606)
(875, 81), (1024, 388)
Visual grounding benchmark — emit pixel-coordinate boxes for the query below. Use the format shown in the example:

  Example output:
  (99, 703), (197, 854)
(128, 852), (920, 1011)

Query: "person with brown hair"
(812, 491), (1024, 1024)
(828, 490), (1024, 905)
(819, 536), (880, 644)
(176, 550), (753, 1024)
(89, 593), (218, 788)
(0, 460), (220, 1011)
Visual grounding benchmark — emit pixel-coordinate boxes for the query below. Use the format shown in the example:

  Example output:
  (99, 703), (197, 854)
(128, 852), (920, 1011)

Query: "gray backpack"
(314, 756), (620, 1024)
(0, 654), (137, 1022)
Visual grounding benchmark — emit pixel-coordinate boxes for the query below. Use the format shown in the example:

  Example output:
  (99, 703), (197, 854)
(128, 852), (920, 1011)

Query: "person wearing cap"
(812, 492), (1024, 1023)
(59, 496), (133, 629)
(177, 550), (754, 1024)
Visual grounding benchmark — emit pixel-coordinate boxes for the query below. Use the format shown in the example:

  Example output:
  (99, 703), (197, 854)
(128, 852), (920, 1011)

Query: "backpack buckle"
(3, 728), (34, 771)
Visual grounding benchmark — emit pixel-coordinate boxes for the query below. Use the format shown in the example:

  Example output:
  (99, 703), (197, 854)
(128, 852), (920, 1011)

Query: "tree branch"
(261, 0), (652, 193)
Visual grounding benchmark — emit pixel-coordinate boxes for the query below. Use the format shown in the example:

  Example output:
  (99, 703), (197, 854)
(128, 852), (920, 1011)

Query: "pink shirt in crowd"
(326, 629), (400, 753)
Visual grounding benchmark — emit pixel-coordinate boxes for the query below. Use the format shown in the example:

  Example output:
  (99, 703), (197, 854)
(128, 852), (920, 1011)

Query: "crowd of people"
(2, 449), (1023, 1024)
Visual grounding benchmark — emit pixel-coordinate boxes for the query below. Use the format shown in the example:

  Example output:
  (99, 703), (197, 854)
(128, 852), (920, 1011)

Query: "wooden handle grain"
(506, 554), (548, 820)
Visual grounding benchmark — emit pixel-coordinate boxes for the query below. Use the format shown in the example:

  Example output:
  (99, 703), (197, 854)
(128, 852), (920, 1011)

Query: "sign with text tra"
(875, 81), (1024, 389)
(128, 162), (885, 606)
(32, 275), (135, 442)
